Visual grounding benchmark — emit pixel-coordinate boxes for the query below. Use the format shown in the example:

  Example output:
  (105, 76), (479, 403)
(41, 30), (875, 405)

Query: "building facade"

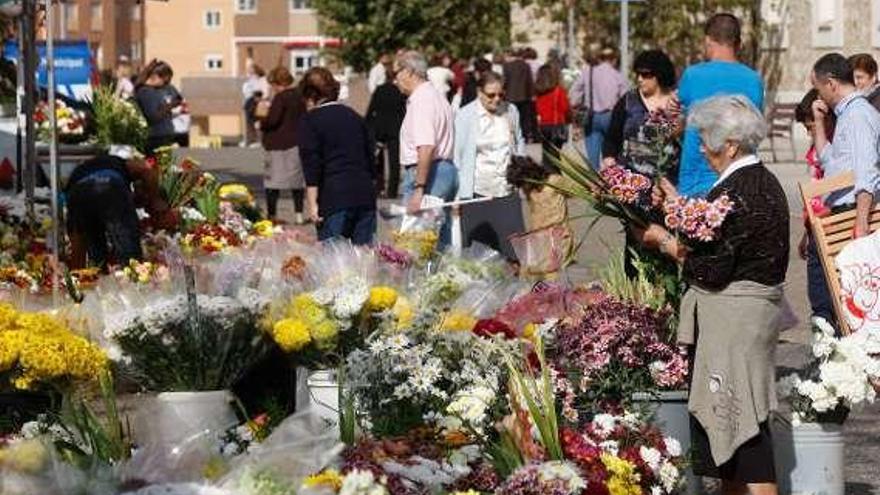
(45, 0), (145, 71)
(143, 0), (337, 80)
(141, 0), (338, 138)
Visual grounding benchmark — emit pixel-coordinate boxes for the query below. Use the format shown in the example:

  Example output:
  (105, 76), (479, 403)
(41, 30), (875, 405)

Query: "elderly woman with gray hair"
(635, 95), (789, 495)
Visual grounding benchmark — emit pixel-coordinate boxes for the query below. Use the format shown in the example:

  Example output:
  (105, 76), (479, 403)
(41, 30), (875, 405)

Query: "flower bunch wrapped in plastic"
(114, 259), (171, 286)
(557, 412), (684, 495)
(345, 327), (516, 439)
(91, 85), (148, 151)
(35, 99), (88, 143)
(181, 223), (243, 255)
(777, 316), (880, 425)
(662, 194), (734, 242)
(600, 165), (652, 205)
(496, 461), (586, 495)
(549, 292), (686, 413)
(100, 287), (271, 391)
(0, 303), (108, 390)
(304, 430), (498, 495)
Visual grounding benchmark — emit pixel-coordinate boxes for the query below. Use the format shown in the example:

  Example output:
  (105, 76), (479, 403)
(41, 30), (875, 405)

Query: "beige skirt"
(264, 147), (305, 190)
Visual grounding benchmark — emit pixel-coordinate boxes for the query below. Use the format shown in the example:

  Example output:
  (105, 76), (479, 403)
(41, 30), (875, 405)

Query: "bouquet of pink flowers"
(549, 292), (688, 415)
(600, 165), (652, 205)
(663, 194), (734, 242)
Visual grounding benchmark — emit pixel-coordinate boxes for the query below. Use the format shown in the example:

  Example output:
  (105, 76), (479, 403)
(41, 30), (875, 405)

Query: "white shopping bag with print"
(836, 230), (880, 333)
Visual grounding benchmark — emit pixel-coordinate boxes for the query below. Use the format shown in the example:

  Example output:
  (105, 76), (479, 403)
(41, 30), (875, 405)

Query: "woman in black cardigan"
(634, 95), (789, 495)
(298, 67), (377, 245)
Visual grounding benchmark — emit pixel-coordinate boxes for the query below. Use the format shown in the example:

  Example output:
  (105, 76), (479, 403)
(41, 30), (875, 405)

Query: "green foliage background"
(311, 0), (512, 71)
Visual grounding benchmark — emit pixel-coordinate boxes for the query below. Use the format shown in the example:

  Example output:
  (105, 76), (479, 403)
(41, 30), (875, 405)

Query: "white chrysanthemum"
(640, 446), (663, 473)
(659, 461), (680, 493)
(446, 384), (496, 428)
(311, 286), (334, 305)
(537, 461), (587, 494)
(339, 469), (389, 495)
(591, 414), (616, 436)
(651, 486), (664, 495)
(180, 207), (206, 222)
(796, 380), (838, 412)
(812, 331), (835, 359)
(664, 437), (682, 457)
(599, 440), (620, 456)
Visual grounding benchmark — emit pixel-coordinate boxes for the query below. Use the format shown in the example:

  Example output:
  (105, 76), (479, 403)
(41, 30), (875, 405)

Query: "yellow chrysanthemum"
(0, 439), (47, 473)
(303, 469), (343, 491)
(288, 294), (326, 324)
(393, 295), (414, 330)
(310, 319), (338, 351)
(367, 286), (398, 312)
(253, 220), (274, 238)
(441, 311), (477, 332)
(272, 318), (311, 352)
(522, 323), (537, 341)
(601, 454), (642, 495)
(218, 183), (255, 205)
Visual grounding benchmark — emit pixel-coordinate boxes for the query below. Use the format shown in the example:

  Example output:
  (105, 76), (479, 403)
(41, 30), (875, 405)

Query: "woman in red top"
(534, 64), (570, 168)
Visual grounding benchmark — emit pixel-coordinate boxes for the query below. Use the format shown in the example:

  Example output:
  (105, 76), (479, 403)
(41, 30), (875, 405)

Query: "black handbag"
(573, 65), (594, 133)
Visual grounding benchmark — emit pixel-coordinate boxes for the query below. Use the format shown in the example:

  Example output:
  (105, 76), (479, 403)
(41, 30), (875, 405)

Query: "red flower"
(145, 157), (157, 169)
(473, 318), (516, 339)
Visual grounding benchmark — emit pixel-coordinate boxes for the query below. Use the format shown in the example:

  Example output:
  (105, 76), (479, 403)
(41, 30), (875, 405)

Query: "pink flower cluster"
(600, 165), (652, 204)
(493, 282), (593, 333)
(663, 194), (734, 242)
(551, 293), (687, 392)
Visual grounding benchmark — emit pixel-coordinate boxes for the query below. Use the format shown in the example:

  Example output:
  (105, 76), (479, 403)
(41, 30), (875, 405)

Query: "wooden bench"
(767, 102), (798, 163)
(799, 171), (880, 335)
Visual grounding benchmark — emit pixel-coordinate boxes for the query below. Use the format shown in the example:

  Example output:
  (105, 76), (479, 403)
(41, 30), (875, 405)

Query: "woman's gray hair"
(687, 94), (767, 154)
(396, 50), (428, 80)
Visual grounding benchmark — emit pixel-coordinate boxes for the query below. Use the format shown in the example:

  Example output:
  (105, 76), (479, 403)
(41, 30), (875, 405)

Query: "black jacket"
(365, 82), (406, 142)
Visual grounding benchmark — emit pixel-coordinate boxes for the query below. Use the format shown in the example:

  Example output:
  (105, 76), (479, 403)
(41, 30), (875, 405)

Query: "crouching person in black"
(66, 154), (170, 270)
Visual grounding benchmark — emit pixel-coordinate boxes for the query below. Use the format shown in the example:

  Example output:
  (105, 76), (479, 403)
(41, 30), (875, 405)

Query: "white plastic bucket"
(773, 416), (845, 495)
(131, 390), (237, 446)
(306, 369), (339, 427)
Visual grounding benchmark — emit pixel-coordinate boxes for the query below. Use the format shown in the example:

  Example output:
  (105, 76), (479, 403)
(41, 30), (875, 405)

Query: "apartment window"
(205, 55), (224, 71)
(290, 0), (312, 11)
(235, 0), (257, 13)
(64, 2), (78, 32)
(131, 42), (142, 62)
(204, 10), (222, 28)
(290, 50), (318, 75)
(90, 1), (102, 31)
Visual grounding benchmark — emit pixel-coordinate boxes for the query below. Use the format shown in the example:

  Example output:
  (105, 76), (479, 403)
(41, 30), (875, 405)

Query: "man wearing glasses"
(394, 50), (458, 247)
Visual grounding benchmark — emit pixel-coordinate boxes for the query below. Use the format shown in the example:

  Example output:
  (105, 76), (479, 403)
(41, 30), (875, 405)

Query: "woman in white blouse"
(454, 71), (526, 260)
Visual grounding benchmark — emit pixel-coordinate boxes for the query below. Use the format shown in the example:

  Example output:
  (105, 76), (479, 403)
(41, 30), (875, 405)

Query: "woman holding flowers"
(634, 95), (789, 495)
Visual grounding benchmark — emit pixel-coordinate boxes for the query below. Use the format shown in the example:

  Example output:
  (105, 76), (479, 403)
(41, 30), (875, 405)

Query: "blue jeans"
(807, 233), (836, 329)
(318, 208), (377, 245)
(584, 110), (612, 170)
(402, 159), (459, 248)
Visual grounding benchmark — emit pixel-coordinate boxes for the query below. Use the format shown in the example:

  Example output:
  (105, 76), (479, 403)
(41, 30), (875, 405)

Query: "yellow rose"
(367, 286), (398, 312)
(272, 318), (311, 352)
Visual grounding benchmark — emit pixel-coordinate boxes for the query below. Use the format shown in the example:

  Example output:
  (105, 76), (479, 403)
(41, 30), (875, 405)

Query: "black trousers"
(375, 138), (401, 198)
(514, 100), (539, 142)
(266, 189), (304, 218)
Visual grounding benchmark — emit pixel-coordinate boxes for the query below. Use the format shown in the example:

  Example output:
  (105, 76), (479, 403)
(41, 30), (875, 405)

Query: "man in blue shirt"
(807, 53), (880, 328)
(676, 13), (764, 196)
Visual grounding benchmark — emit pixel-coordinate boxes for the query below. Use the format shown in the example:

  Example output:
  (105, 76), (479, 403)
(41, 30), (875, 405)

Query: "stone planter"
(632, 390), (703, 495)
(772, 415), (844, 495)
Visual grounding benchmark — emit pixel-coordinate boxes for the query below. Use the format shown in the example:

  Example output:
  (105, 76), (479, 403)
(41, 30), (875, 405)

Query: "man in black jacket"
(503, 49), (537, 142)
(365, 69), (407, 198)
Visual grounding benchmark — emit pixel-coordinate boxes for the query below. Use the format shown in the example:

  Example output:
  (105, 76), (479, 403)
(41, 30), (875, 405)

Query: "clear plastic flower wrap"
(95, 249), (273, 392)
(439, 279), (529, 334)
(382, 207), (443, 267)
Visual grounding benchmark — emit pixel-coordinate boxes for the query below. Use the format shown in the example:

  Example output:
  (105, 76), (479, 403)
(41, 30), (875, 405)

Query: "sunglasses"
(481, 91), (504, 100)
